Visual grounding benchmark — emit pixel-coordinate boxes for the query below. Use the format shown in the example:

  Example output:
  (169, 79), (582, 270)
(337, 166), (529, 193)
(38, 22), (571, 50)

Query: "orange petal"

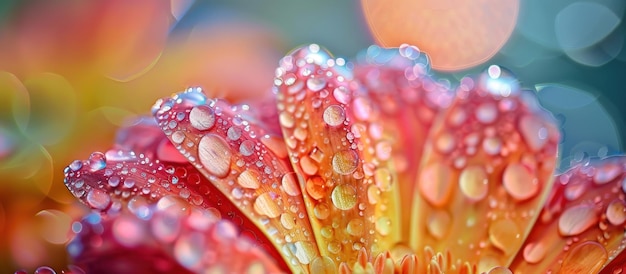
(409, 67), (560, 272)
(354, 45), (453, 239)
(509, 156), (626, 273)
(274, 44), (401, 266)
(152, 88), (318, 273)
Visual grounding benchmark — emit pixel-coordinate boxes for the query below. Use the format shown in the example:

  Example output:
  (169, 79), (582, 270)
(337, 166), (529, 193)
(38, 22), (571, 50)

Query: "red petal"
(69, 198), (282, 273)
(510, 156), (626, 273)
(152, 87), (318, 273)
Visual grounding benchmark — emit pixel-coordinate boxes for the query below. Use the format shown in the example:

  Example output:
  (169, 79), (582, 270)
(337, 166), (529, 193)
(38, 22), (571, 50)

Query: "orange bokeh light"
(362, 0), (519, 71)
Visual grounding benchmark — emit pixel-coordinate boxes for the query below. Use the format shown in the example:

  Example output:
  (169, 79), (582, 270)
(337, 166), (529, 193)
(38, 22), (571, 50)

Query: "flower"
(59, 44), (626, 274)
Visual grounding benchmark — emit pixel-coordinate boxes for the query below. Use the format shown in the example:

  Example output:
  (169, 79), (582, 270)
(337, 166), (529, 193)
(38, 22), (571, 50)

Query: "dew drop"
(237, 170), (260, 189)
(331, 184), (357, 210)
(374, 168), (392, 191)
(253, 192), (281, 218)
(376, 216), (391, 236)
(174, 232), (205, 269)
(482, 137), (502, 156)
(86, 189), (111, 210)
(294, 241), (317, 264)
(333, 86), (351, 104)
(488, 218), (521, 255)
(606, 200), (626, 226)
(123, 178), (136, 188)
(459, 165), (489, 201)
(172, 131), (186, 144)
(332, 150), (359, 175)
(347, 219), (364, 236)
(314, 203), (330, 220)
(88, 152), (106, 171)
(189, 105), (215, 131)
(519, 115), (548, 152)
(367, 184), (380, 204)
(427, 210), (450, 239)
(522, 241), (547, 264)
(560, 241), (607, 273)
(323, 105), (346, 127)
(418, 163), (453, 207)
(310, 256), (336, 273)
(306, 77), (326, 92)
(108, 176), (120, 187)
(198, 134), (232, 178)
(69, 160), (83, 171)
(281, 172), (301, 196)
(280, 213), (296, 230)
(279, 112), (295, 128)
(436, 132), (455, 154)
(593, 163), (621, 184)
(476, 102), (497, 124)
(558, 204), (597, 236)
(239, 140), (255, 157)
(306, 176), (326, 200)
(502, 163), (538, 201)
(300, 156), (319, 176)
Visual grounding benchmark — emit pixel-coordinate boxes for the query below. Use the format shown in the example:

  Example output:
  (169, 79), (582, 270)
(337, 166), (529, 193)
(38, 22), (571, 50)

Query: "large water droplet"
(307, 77), (327, 92)
(489, 218), (521, 255)
(86, 189), (111, 210)
(323, 105), (346, 127)
(189, 105), (215, 131)
(253, 192), (281, 218)
(459, 165), (489, 201)
(198, 134), (232, 178)
(558, 204), (597, 236)
(331, 184), (357, 210)
(502, 163), (538, 201)
(522, 241), (547, 264)
(606, 200), (626, 226)
(237, 170), (260, 189)
(332, 150), (359, 175)
(282, 172), (301, 196)
(88, 152), (106, 171)
(560, 241), (607, 273)
(306, 176), (326, 200)
(279, 112), (295, 128)
(314, 203), (330, 220)
(418, 163), (453, 207)
(294, 241), (317, 264)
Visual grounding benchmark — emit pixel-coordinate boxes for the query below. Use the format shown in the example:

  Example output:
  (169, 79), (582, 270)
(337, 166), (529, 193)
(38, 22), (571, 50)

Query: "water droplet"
(418, 163), (453, 207)
(564, 181), (586, 201)
(374, 168), (392, 191)
(239, 140), (255, 157)
(69, 160), (83, 171)
(333, 86), (351, 104)
(502, 163), (538, 201)
(86, 189), (111, 210)
(487, 267), (512, 274)
(476, 103), (497, 124)
(436, 132), (455, 154)
(376, 216), (391, 236)
(489, 218), (521, 255)
(227, 127), (242, 141)
(294, 241), (317, 264)
(34, 266), (56, 274)
(198, 134), (232, 178)
(427, 210), (450, 239)
(459, 165), (489, 201)
(482, 137), (502, 156)
(352, 97), (374, 121)
(519, 115), (548, 152)
(189, 105), (215, 131)
(558, 204), (597, 236)
(123, 178), (136, 188)
(108, 176), (120, 187)
(332, 150), (359, 175)
(306, 176), (326, 200)
(593, 163), (621, 184)
(253, 192), (281, 218)
(300, 156), (319, 175)
(347, 219), (365, 236)
(280, 213), (296, 230)
(323, 105), (346, 127)
(560, 241), (607, 273)
(310, 256), (336, 273)
(279, 112), (295, 128)
(331, 184), (357, 210)
(237, 170), (260, 189)
(522, 241), (547, 264)
(282, 172), (301, 196)
(174, 232), (205, 268)
(606, 200), (626, 226)
(314, 203), (330, 220)
(172, 131), (185, 144)
(88, 152), (106, 171)
(307, 77), (326, 92)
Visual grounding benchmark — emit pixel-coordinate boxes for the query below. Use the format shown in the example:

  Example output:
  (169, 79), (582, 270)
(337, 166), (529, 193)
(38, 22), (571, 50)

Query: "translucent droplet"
(69, 160), (83, 171)
(239, 140), (255, 157)
(593, 163), (621, 184)
(459, 165), (489, 201)
(376, 216), (391, 236)
(333, 86), (351, 104)
(560, 241), (607, 273)
(523, 242), (547, 264)
(310, 256), (336, 274)
(282, 172), (301, 196)
(502, 163), (538, 201)
(172, 131), (185, 144)
(323, 105), (346, 127)
(198, 134), (232, 178)
(331, 184), (357, 210)
(427, 210), (450, 239)
(482, 137), (502, 155)
(476, 102), (497, 124)
(332, 150), (359, 175)
(189, 105), (215, 131)
(237, 170), (260, 189)
(488, 218), (521, 255)
(253, 192), (281, 218)
(280, 213), (296, 230)
(306, 176), (326, 200)
(88, 152), (106, 171)
(279, 112), (295, 128)
(418, 163), (453, 207)
(307, 77), (326, 92)
(347, 219), (364, 236)
(374, 168), (392, 191)
(606, 200), (626, 226)
(108, 176), (120, 187)
(86, 189), (111, 210)
(436, 132), (455, 154)
(314, 203), (330, 220)
(294, 241), (317, 264)
(558, 204), (597, 236)
(227, 127), (242, 141)
(519, 115), (548, 152)
(174, 232), (205, 268)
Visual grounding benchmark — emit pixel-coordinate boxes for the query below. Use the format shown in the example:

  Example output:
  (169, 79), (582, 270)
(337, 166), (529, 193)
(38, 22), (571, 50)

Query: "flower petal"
(274, 44), (401, 266)
(152, 88), (318, 273)
(509, 156), (626, 273)
(409, 68), (560, 272)
(354, 45), (453, 240)
(68, 197), (282, 273)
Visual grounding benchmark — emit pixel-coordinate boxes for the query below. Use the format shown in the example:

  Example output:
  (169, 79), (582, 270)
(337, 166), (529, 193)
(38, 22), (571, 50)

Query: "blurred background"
(0, 0), (624, 272)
